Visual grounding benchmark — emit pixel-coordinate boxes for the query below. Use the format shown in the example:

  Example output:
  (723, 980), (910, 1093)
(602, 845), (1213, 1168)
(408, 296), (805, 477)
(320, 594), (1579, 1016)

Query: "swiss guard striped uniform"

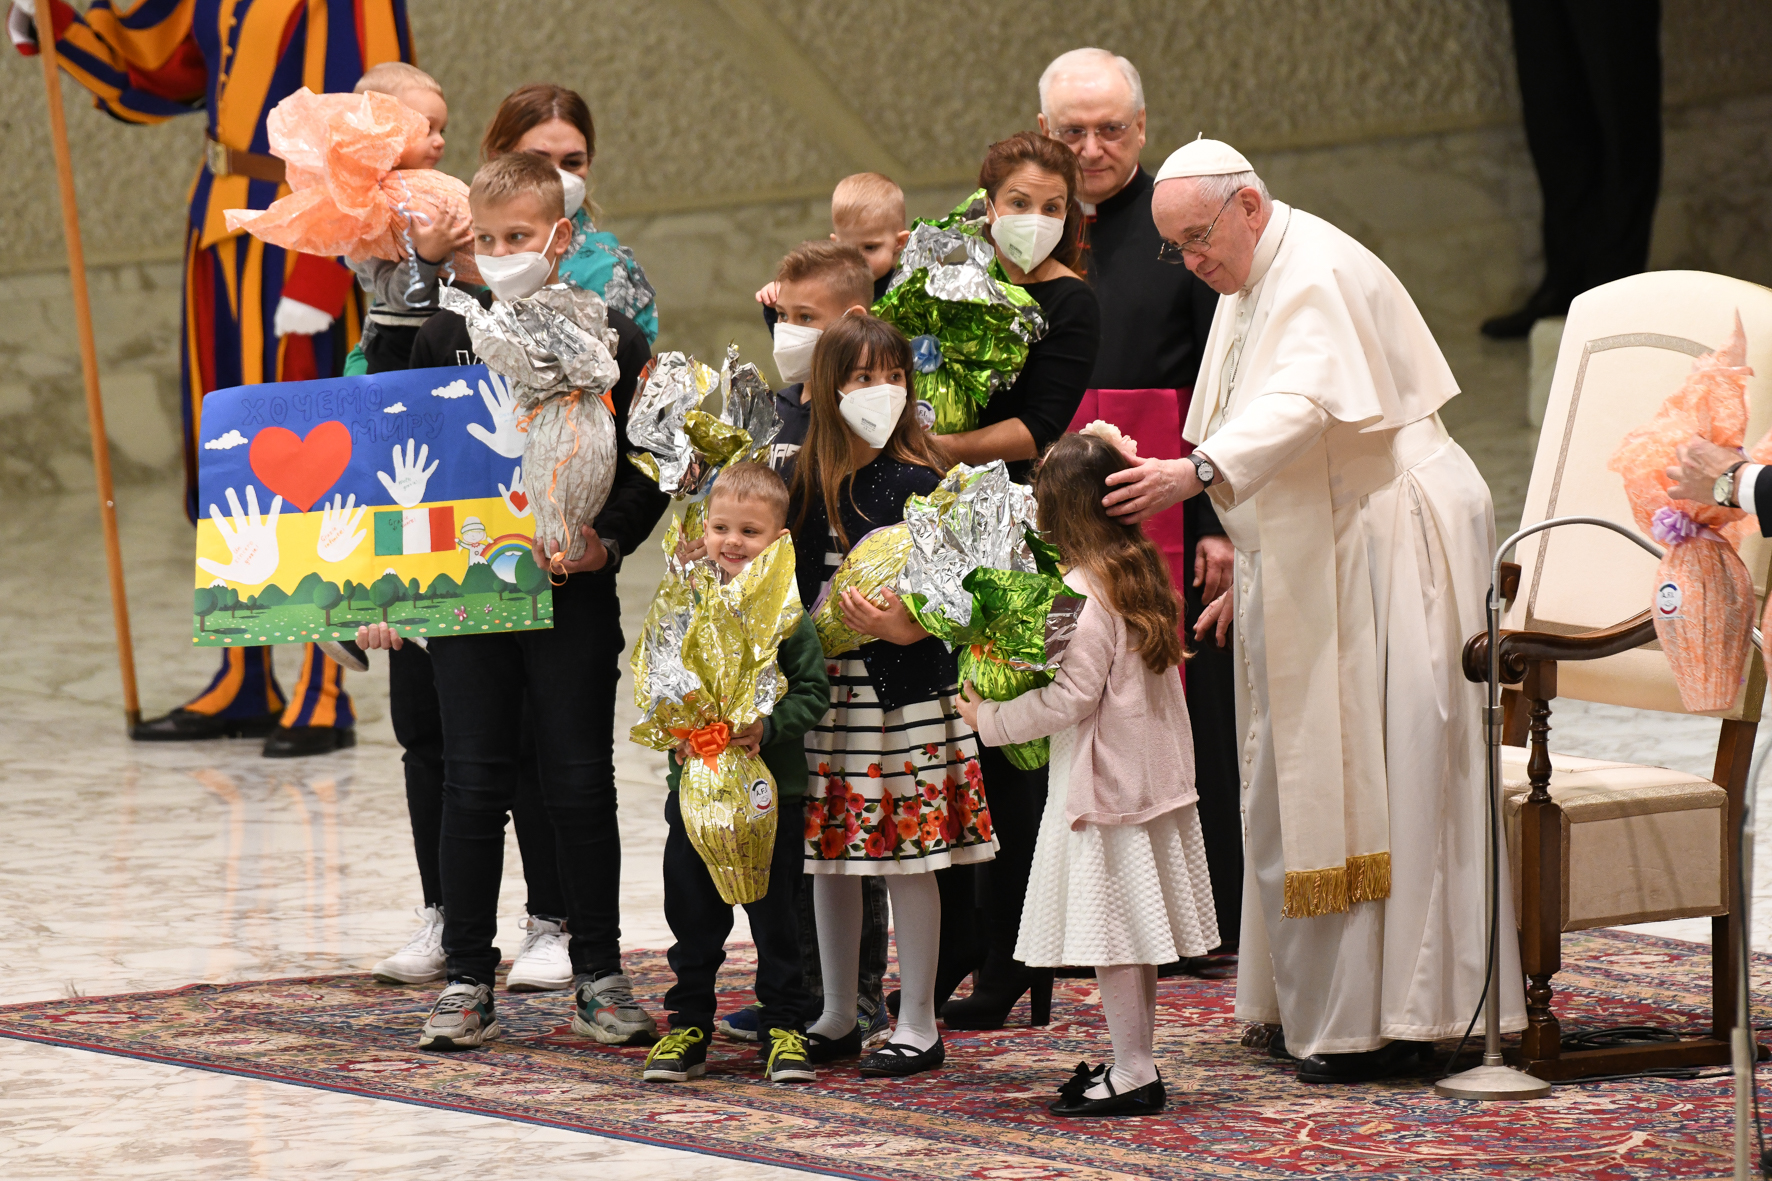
(14, 0), (414, 753)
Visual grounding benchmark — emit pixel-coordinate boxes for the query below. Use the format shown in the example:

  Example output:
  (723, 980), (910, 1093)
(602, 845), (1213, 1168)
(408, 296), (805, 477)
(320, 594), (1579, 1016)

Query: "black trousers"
(385, 642), (566, 917)
(428, 574), (625, 985)
(361, 320), (424, 376)
(1508, 0), (1662, 303)
(663, 791), (810, 1037)
(1182, 557), (1244, 954)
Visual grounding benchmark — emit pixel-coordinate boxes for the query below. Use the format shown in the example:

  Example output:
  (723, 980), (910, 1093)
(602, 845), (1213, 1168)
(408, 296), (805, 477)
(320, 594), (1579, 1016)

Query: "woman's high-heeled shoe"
(939, 965), (1053, 1029)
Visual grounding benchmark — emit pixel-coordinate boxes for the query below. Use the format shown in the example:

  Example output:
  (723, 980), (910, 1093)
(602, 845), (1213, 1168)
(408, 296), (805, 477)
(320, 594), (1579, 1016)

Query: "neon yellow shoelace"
(645, 1026), (706, 1065)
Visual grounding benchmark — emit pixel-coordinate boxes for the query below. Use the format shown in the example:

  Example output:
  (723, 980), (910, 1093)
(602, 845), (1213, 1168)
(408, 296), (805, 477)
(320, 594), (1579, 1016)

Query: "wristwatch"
(1716, 461), (1748, 508)
(1189, 452), (1216, 486)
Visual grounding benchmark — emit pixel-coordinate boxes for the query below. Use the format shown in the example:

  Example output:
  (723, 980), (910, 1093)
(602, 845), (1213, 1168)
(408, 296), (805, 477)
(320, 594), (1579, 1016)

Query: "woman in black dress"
(936, 132), (1102, 1029)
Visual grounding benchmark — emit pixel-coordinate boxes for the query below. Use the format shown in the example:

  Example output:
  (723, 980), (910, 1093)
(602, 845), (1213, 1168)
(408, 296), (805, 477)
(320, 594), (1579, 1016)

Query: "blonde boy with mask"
(759, 240), (875, 474)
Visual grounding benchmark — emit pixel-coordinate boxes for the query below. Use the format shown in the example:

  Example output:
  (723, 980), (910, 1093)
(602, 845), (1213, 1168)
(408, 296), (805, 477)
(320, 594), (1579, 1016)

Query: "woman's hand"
(839, 588), (929, 645)
(954, 680), (982, 730)
(356, 621), (403, 651)
(733, 718), (766, 755)
(534, 526), (608, 575)
(1193, 590), (1233, 648)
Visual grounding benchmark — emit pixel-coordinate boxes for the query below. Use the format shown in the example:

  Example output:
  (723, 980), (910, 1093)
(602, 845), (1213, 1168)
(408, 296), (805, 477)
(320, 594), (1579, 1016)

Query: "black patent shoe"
(263, 725), (357, 759)
(804, 1024), (862, 1063)
(1048, 1062), (1167, 1117)
(858, 1036), (945, 1078)
(132, 708), (278, 742)
(1267, 1028), (1293, 1061)
(1295, 1039), (1434, 1084)
(940, 969), (1053, 1029)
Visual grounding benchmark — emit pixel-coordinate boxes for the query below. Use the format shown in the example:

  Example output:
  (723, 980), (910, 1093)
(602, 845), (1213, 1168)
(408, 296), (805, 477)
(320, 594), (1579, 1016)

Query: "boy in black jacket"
(396, 153), (670, 1051)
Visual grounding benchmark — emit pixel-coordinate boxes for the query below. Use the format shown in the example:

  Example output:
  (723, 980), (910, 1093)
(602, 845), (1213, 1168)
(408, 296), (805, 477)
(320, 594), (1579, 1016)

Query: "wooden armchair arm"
(1462, 609), (1656, 685)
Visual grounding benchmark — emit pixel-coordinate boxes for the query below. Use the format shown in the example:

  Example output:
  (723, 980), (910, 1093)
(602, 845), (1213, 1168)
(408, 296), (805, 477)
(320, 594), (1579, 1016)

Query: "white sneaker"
(506, 915), (572, 992)
(373, 905), (446, 984)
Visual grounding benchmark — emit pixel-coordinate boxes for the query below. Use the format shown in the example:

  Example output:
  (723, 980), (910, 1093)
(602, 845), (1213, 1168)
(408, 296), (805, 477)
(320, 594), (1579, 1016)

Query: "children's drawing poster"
(192, 365), (553, 646)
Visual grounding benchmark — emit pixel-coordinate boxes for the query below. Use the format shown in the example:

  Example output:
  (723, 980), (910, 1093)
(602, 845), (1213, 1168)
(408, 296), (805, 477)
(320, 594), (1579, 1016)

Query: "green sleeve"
(764, 616), (831, 748)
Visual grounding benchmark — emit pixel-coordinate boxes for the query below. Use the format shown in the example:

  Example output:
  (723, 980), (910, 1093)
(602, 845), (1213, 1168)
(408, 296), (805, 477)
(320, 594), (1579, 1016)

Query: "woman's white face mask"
(475, 221), (562, 302)
(772, 322), (821, 385)
(839, 382), (907, 449)
(989, 198), (1065, 272)
(558, 168), (586, 217)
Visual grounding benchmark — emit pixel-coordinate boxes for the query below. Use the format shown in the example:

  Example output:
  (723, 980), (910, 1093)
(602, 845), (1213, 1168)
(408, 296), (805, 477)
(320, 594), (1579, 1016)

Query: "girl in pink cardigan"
(956, 429), (1219, 1118)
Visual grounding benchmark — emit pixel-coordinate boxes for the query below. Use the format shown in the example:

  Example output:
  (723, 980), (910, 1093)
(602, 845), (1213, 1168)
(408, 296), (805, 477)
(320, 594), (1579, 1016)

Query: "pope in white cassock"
(1102, 138), (1526, 1083)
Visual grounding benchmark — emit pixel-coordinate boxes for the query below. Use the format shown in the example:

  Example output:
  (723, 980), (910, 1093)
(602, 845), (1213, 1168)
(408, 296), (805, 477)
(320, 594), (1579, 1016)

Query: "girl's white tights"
(808, 873), (943, 1052)
(1089, 963), (1159, 1096)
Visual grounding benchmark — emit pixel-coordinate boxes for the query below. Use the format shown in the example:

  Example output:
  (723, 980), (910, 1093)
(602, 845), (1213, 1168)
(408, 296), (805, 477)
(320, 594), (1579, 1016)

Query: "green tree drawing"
(370, 573), (403, 624)
(289, 571), (325, 606)
(223, 586), (241, 619)
(513, 552), (549, 622)
(342, 579), (359, 608)
(245, 594), (259, 615)
(193, 587), (217, 632)
(313, 580), (344, 627)
(407, 576), (422, 606)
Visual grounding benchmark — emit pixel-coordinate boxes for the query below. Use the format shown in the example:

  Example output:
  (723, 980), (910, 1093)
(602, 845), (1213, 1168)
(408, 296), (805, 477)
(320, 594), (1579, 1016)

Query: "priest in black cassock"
(1037, 47), (1242, 957)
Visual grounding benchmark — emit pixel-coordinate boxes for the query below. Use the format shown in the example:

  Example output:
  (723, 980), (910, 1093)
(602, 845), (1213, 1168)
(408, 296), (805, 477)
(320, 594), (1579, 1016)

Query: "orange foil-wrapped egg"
(1653, 533), (1754, 712)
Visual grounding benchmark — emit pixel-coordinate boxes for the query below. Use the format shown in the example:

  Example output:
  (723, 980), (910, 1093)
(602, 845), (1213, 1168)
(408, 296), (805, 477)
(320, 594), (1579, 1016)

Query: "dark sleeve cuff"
(1757, 466), (1772, 535)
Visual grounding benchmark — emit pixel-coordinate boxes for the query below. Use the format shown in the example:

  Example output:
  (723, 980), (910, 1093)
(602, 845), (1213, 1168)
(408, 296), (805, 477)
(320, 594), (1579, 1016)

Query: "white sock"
(808, 875), (861, 1040)
(1088, 963), (1159, 1097)
(884, 874), (941, 1052)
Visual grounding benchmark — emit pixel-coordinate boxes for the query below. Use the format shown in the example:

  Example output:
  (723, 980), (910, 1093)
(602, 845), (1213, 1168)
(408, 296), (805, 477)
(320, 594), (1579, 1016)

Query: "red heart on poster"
(509, 489), (528, 512)
(248, 422), (351, 512)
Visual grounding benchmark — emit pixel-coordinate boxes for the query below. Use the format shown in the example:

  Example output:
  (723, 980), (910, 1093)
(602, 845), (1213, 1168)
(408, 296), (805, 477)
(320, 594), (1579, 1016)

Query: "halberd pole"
(38, 19), (142, 729)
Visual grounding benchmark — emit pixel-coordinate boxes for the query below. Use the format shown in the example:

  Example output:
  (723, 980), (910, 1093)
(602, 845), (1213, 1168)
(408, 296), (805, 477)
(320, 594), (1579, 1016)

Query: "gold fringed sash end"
(1282, 866), (1348, 918)
(1346, 850), (1392, 905)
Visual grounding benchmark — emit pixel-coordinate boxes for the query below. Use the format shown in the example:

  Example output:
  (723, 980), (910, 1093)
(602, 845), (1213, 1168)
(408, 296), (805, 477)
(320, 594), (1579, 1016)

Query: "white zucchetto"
(1154, 135), (1253, 181)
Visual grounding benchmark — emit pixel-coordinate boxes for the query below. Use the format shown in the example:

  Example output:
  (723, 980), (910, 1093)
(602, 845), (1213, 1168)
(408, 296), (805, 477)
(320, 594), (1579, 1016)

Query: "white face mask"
(558, 168), (586, 218)
(839, 383), (907, 449)
(475, 221), (561, 302)
(989, 200), (1066, 272)
(772, 322), (822, 385)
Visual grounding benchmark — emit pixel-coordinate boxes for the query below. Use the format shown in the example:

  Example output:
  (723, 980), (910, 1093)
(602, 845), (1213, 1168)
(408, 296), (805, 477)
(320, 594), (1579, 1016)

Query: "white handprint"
(197, 485), (283, 585)
(377, 438), (439, 508)
(465, 373), (525, 458)
(315, 493), (368, 562)
(498, 465), (531, 518)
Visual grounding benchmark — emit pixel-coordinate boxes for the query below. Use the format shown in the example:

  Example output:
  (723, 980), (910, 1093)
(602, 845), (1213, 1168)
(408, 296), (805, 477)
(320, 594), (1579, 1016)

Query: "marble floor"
(1, 339), (1766, 1178)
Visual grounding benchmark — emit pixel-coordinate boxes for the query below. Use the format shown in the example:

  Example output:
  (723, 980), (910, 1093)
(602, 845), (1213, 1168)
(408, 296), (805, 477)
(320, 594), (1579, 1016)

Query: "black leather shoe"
(858, 1037), (944, 1078)
(1048, 1061), (1166, 1117)
(1268, 1029), (1293, 1061)
(316, 639), (369, 673)
(1295, 1039), (1434, 1084)
(132, 708), (279, 742)
(804, 1024), (862, 1063)
(940, 967), (1053, 1029)
(262, 725), (357, 759)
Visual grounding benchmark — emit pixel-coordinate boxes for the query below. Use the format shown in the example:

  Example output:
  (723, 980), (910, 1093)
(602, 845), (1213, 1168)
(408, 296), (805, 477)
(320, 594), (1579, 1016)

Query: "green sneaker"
(418, 980), (499, 1051)
(572, 972), (659, 1045)
(764, 1027), (816, 1083)
(643, 1026), (709, 1082)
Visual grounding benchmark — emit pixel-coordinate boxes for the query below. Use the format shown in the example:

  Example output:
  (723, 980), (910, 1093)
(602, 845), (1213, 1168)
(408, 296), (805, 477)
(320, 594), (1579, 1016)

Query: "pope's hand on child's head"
(356, 622), (404, 651)
(954, 680), (981, 730)
(838, 587), (929, 646)
(733, 718), (766, 755)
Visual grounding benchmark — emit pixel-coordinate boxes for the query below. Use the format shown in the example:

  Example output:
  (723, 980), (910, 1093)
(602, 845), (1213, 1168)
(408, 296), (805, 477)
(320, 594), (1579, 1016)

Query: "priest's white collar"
(1242, 200), (1292, 295)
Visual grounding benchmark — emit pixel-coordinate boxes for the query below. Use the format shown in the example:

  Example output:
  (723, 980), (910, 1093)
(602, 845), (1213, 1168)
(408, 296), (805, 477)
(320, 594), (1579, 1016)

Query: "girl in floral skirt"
(789, 314), (998, 1078)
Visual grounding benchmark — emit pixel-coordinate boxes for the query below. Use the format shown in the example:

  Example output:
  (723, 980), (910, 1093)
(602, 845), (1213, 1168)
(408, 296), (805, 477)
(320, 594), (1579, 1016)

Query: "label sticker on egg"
(1655, 580), (1683, 620)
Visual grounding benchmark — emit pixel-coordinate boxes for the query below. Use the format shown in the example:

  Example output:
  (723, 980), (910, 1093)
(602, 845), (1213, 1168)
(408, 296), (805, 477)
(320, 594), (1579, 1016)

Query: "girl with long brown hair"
(789, 314), (997, 1080)
(956, 429), (1219, 1118)
(480, 83), (658, 341)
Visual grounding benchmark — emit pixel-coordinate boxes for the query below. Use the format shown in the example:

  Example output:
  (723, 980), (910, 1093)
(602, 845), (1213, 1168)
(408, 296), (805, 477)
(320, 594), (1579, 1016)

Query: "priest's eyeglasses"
(1051, 121), (1133, 147)
(1157, 192), (1238, 263)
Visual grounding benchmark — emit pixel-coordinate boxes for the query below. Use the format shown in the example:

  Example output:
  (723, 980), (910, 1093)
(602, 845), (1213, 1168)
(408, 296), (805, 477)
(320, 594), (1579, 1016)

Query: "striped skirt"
(803, 657), (998, 875)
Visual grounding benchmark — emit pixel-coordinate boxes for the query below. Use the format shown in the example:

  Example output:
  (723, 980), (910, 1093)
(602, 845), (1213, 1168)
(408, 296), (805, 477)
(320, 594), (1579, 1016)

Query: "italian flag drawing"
(375, 506), (456, 556)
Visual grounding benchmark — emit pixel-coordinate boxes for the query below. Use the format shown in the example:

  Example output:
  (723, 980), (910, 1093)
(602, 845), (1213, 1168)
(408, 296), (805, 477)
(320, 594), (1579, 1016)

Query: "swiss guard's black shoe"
(262, 725), (357, 758)
(131, 708), (279, 742)
(315, 639), (370, 673)
(1295, 1039), (1435, 1084)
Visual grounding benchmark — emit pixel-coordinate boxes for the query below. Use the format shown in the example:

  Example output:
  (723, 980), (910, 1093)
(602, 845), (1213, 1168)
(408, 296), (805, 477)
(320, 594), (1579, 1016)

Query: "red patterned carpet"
(0, 929), (1758, 1179)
